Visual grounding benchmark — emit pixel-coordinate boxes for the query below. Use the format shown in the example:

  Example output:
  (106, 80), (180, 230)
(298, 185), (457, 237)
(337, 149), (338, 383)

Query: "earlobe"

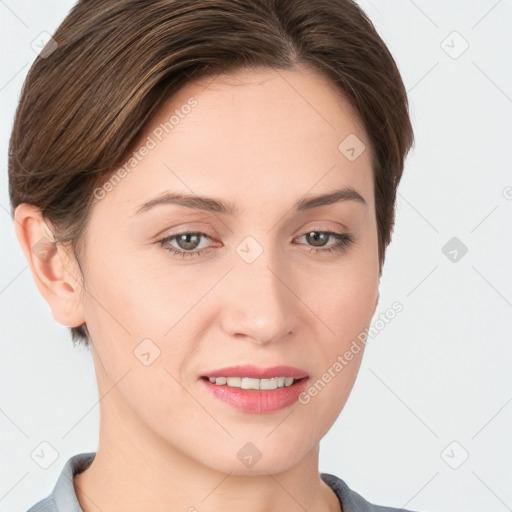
(13, 203), (86, 328)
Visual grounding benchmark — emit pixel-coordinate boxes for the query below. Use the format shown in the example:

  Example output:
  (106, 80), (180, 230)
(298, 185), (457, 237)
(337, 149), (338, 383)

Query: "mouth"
(200, 375), (307, 390)
(198, 365), (309, 413)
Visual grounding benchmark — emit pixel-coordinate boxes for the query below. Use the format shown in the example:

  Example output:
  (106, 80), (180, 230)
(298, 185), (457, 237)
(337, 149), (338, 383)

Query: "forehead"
(93, 64), (374, 220)
(160, 64), (369, 153)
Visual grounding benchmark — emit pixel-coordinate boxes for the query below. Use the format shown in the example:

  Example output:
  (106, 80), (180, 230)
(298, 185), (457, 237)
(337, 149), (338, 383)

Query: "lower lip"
(200, 377), (309, 413)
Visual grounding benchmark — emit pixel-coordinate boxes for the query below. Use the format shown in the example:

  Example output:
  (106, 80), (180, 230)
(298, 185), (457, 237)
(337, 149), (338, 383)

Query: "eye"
(158, 229), (355, 259)
(158, 232), (216, 258)
(294, 230), (355, 254)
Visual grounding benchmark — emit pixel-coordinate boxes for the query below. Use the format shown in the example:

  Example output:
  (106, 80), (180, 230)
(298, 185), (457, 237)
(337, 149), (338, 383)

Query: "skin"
(15, 63), (380, 512)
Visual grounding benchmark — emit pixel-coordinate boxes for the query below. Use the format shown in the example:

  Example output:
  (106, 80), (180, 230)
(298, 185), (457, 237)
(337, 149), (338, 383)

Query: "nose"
(218, 247), (297, 345)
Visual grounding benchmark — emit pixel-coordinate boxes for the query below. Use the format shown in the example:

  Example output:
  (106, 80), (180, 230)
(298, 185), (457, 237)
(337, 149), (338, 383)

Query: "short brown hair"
(8, 0), (414, 348)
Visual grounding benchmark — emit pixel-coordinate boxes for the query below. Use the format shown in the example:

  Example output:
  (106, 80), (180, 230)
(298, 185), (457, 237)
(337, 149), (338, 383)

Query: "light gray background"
(1, 1), (511, 511)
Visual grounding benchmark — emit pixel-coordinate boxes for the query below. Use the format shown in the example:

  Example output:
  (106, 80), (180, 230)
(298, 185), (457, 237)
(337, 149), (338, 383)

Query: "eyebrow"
(134, 186), (367, 216)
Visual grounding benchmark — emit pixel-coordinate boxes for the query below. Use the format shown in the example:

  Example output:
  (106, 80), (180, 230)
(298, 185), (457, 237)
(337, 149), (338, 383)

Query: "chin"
(199, 438), (311, 476)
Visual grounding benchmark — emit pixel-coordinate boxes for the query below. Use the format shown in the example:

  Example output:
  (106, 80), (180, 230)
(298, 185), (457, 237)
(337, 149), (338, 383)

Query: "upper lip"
(201, 365), (308, 379)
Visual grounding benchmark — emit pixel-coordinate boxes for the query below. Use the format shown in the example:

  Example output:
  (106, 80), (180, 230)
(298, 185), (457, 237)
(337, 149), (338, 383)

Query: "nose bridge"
(220, 235), (295, 344)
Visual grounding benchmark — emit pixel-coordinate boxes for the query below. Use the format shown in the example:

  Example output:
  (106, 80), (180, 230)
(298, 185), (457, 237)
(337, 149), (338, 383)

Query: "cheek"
(81, 253), (220, 392)
(82, 248), (198, 337)
(296, 258), (376, 415)
(305, 262), (378, 339)
(300, 227), (379, 339)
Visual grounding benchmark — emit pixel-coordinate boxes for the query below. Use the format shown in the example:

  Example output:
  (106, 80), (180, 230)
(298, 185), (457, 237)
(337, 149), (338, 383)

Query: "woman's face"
(77, 64), (379, 474)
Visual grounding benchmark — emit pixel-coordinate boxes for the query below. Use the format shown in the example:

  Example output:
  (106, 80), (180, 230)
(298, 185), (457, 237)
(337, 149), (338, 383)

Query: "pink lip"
(198, 365), (309, 414)
(200, 364), (308, 379)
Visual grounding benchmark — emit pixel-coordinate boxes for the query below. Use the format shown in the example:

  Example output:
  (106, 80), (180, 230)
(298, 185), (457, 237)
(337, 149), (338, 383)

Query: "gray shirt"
(26, 452), (421, 512)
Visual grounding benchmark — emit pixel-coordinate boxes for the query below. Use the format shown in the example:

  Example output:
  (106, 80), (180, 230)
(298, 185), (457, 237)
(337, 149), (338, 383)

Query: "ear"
(13, 203), (86, 329)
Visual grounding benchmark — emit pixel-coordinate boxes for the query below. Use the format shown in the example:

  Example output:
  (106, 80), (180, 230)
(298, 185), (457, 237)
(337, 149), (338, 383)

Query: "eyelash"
(157, 230), (355, 259)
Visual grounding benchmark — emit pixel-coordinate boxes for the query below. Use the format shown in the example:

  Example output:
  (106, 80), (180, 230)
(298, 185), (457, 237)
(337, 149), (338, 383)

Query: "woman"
(9, 0), (418, 511)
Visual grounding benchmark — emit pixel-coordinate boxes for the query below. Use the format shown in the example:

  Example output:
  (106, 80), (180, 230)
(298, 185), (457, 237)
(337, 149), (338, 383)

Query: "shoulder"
(321, 472), (423, 512)
(25, 452), (96, 512)
(26, 495), (58, 512)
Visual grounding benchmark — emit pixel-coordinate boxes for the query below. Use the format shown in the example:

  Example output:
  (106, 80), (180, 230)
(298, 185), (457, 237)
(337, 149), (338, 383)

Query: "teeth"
(207, 376), (299, 389)
(241, 377), (260, 389)
(259, 378), (277, 390)
(227, 377), (241, 387)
